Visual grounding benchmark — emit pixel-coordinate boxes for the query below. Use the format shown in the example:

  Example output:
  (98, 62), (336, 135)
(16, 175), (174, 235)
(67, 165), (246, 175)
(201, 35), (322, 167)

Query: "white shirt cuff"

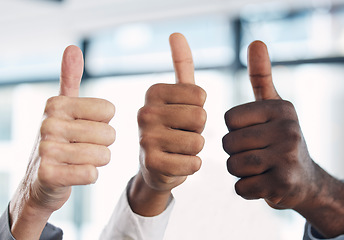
(99, 181), (175, 240)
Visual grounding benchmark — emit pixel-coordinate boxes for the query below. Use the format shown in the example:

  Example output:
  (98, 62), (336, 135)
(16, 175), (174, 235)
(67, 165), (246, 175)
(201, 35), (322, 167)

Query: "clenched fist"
(9, 46), (116, 240)
(129, 33), (207, 217)
(223, 41), (344, 238)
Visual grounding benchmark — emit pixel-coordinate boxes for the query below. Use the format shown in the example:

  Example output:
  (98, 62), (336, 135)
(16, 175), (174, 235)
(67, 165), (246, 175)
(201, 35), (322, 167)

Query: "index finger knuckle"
(145, 83), (165, 102)
(45, 96), (67, 116)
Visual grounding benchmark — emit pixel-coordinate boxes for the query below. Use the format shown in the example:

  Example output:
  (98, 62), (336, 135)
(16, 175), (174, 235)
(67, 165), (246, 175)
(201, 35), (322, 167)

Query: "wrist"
(128, 172), (172, 217)
(293, 162), (344, 238)
(10, 186), (53, 240)
(293, 162), (331, 212)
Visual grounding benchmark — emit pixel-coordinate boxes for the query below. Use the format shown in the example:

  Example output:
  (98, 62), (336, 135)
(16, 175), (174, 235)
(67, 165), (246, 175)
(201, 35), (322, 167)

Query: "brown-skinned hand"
(128, 33), (207, 217)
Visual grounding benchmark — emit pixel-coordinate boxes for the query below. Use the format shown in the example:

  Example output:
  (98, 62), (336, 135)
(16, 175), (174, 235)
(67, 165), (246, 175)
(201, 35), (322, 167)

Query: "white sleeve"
(99, 181), (175, 240)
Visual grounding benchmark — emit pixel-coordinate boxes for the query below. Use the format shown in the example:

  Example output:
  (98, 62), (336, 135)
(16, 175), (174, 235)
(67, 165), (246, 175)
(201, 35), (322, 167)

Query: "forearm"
(294, 163), (344, 238)
(128, 172), (172, 217)
(10, 187), (53, 240)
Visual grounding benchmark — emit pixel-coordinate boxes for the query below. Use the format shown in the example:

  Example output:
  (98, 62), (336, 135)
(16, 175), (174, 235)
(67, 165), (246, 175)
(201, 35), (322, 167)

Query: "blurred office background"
(1, 0), (344, 239)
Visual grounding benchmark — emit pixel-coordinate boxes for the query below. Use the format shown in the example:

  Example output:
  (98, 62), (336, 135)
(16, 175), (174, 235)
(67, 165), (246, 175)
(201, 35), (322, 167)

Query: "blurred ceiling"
(2, 0), (343, 39)
(0, 0), (343, 68)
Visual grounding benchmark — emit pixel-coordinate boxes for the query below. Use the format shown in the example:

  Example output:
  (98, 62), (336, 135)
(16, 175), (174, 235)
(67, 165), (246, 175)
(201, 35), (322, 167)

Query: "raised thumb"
(59, 45), (84, 97)
(169, 33), (195, 84)
(247, 41), (281, 101)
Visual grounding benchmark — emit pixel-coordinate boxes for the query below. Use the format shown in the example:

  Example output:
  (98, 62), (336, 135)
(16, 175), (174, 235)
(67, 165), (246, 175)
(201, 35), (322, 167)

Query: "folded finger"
(144, 150), (202, 177)
(38, 163), (99, 187)
(222, 123), (271, 155)
(138, 104), (206, 134)
(45, 96), (115, 123)
(41, 118), (116, 146)
(227, 149), (271, 178)
(39, 141), (111, 167)
(161, 130), (205, 156)
(224, 100), (294, 131)
(145, 83), (206, 107)
(234, 174), (269, 200)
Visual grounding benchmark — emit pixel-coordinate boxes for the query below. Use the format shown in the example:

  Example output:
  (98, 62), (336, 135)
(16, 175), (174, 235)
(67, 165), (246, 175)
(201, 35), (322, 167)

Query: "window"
(240, 4), (344, 64)
(1, 5), (344, 240)
(86, 15), (234, 76)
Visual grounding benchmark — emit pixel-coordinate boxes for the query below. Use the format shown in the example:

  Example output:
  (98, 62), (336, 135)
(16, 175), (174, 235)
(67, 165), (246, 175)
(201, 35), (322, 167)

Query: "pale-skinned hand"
(9, 46), (116, 240)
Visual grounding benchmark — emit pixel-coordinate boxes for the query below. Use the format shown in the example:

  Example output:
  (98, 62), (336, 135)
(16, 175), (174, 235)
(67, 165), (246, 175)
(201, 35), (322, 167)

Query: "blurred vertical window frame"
(0, 86), (13, 142)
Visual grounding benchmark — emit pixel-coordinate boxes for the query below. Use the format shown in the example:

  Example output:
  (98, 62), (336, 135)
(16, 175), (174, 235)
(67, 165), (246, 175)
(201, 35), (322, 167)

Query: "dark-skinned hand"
(223, 41), (344, 238)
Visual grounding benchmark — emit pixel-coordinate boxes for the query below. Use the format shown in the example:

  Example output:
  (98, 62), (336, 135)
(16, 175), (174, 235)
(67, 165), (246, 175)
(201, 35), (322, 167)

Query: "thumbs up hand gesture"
(9, 46), (116, 240)
(223, 41), (344, 238)
(222, 41), (315, 210)
(128, 33), (207, 216)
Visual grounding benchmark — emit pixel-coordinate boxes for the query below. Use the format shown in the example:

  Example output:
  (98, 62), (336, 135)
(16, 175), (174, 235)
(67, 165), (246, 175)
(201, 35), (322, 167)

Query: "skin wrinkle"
(223, 40), (344, 238)
(9, 45), (117, 240)
(244, 154), (262, 167)
(128, 33), (206, 216)
(249, 73), (272, 82)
